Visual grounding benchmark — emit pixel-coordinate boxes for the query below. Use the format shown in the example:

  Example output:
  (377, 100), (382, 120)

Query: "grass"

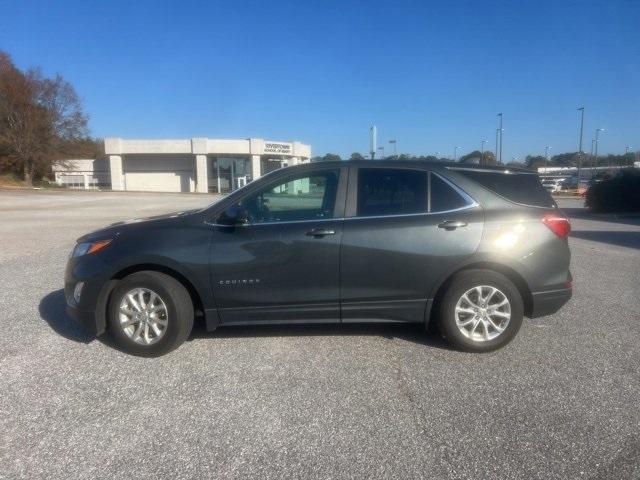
(0, 172), (27, 188)
(0, 173), (66, 189)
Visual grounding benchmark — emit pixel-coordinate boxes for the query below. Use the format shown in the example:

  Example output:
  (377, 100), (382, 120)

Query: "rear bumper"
(529, 287), (572, 318)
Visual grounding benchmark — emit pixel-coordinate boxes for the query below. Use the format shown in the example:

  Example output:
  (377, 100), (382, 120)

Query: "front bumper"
(65, 253), (116, 337)
(66, 303), (100, 336)
(529, 287), (572, 318)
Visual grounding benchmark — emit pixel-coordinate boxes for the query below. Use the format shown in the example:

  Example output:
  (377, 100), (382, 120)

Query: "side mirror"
(217, 205), (249, 226)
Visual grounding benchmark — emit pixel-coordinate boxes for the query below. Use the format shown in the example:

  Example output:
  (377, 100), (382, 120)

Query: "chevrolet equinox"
(65, 161), (572, 356)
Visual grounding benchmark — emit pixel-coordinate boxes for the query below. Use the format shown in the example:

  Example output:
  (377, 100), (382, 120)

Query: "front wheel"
(437, 269), (524, 352)
(107, 271), (194, 357)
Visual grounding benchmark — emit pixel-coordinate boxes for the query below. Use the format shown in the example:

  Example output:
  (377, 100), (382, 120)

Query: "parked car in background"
(559, 177), (589, 195)
(65, 161), (572, 356)
(541, 178), (565, 193)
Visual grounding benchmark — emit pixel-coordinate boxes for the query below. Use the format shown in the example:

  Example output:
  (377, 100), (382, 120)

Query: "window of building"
(357, 168), (427, 217)
(241, 169), (339, 224)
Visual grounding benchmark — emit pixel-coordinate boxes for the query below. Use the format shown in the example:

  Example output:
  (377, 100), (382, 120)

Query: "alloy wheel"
(118, 288), (169, 345)
(454, 285), (511, 342)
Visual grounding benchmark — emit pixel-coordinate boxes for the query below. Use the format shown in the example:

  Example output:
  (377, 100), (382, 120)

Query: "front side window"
(241, 169), (339, 224)
(357, 168), (428, 217)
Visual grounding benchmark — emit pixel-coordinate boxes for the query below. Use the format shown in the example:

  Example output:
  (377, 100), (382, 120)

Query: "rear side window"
(357, 168), (427, 217)
(455, 170), (555, 208)
(430, 174), (472, 212)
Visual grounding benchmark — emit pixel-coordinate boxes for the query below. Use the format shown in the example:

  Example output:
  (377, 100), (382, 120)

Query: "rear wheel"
(108, 271), (194, 357)
(437, 269), (523, 352)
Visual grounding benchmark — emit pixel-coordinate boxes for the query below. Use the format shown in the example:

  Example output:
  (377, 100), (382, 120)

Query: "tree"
(550, 152), (579, 167)
(525, 155), (547, 171)
(0, 51), (89, 184)
(459, 150), (496, 165)
(349, 152), (365, 160)
(0, 53), (49, 183)
(323, 153), (342, 162)
(311, 153), (342, 162)
(506, 160), (526, 169)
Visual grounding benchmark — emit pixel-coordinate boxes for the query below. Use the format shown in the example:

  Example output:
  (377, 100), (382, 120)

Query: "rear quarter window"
(454, 170), (555, 208)
(430, 173), (472, 212)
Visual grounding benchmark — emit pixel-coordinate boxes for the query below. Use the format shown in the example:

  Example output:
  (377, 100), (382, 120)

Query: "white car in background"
(541, 178), (565, 193)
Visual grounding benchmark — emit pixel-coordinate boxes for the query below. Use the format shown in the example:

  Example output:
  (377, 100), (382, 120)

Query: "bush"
(585, 169), (640, 213)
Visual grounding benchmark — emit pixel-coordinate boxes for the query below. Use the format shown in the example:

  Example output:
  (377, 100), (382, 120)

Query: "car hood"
(77, 208), (201, 242)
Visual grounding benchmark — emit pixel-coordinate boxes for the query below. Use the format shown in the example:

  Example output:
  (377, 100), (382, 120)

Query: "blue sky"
(1, 0), (638, 160)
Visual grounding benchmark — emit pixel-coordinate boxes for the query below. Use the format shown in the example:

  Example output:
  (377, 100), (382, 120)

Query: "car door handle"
(437, 220), (467, 230)
(306, 228), (336, 237)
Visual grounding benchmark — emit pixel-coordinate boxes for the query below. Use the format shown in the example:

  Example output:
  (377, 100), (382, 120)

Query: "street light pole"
(389, 139), (397, 159)
(626, 145), (632, 167)
(454, 146), (459, 161)
(481, 140), (487, 165)
(378, 146), (385, 159)
(497, 113), (503, 164)
(370, 125), (377, 160)
(595, 128), (605, 170)
(577, 107), (584, 182)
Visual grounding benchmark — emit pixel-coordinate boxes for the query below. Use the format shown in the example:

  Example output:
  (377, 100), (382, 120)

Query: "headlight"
(72, 239), (112, 257)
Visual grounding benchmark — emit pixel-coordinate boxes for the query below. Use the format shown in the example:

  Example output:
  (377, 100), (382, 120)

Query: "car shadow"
(39, 289), (95, 344)
(571, 230), (640, 250)
(189, 320), (450, 350)
(40, 288), (450, 351)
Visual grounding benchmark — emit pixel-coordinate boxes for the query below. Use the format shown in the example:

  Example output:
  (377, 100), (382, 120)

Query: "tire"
(437, 269), (524, 352)
(107, 271), (194, 357)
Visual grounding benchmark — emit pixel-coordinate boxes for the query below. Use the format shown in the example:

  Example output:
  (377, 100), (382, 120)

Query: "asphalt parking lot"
(1, 190), (639, 479)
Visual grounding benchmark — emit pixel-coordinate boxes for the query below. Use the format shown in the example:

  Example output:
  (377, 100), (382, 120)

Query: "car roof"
(300, 159), (535, 174)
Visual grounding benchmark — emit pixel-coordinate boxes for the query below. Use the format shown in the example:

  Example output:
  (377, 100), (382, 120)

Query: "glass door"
(209, 157), (252, 193)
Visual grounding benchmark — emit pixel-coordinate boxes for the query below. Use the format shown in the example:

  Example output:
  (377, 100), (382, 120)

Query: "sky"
(1, 0), (638, 160)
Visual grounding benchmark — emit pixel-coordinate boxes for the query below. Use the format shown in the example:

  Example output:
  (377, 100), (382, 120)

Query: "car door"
(210, 166), (347, 324)
(340, 166), (483, 323)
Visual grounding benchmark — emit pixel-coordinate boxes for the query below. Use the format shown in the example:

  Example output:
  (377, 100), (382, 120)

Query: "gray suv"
(65, 160), (572, 356)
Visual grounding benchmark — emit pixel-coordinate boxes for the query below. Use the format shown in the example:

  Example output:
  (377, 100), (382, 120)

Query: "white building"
(54, 137), (312, 193)
(52, 159), (111, 189)
(537, 164), (637, 179)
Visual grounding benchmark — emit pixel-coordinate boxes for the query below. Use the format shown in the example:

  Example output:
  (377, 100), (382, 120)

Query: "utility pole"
(497, 113), (503, 163)
(577, 107), (584, 182)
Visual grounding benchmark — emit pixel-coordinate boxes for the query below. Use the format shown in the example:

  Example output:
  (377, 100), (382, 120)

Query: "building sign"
(264, 142), (292, 155)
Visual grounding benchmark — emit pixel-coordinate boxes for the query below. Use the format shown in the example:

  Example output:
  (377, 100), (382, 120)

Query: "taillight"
(542, 212), (571, 238)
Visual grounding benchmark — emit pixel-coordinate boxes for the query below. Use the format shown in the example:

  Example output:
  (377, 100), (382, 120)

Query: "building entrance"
(209, 157), (251, 193)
